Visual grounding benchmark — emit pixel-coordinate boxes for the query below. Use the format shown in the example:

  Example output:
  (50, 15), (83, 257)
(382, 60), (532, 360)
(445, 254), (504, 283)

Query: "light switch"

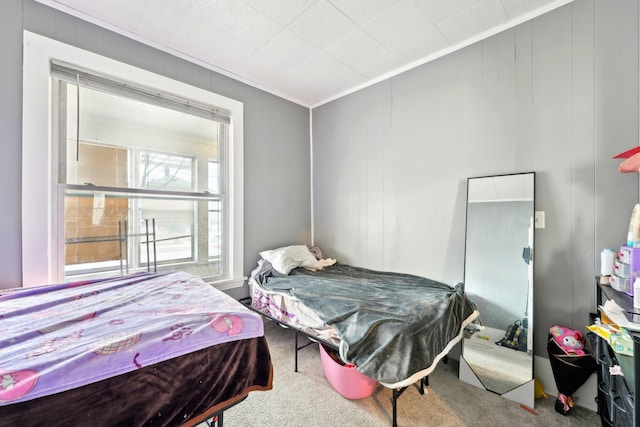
(535, 211), (545, 229)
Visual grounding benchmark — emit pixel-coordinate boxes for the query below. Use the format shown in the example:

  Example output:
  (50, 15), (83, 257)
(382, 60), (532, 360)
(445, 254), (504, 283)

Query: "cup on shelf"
(601, 248), (615, 276)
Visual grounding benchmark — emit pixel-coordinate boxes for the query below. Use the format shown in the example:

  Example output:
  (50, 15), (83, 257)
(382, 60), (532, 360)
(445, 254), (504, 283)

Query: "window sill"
(208, 277), (246, 291)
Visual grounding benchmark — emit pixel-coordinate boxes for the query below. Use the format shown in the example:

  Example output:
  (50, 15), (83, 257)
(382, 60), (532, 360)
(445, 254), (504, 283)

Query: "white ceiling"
(36, 0), (573, 108)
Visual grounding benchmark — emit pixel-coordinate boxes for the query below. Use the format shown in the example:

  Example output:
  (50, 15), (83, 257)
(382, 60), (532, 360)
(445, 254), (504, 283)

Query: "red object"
(614, 146), (640, 159)
(619, 153), (640, 173)
(519, 404), (537, 414)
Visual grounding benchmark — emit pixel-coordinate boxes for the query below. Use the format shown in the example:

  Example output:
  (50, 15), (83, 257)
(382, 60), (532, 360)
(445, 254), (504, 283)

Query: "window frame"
(22, 31), (244, 289)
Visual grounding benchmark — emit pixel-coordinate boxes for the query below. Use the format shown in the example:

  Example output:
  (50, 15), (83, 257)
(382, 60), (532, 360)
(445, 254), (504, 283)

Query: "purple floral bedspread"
(0, 271), (264, 405)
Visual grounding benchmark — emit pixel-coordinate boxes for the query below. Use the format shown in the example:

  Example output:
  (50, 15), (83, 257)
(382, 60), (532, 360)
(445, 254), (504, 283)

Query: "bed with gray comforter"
(252, 263), (479, 388)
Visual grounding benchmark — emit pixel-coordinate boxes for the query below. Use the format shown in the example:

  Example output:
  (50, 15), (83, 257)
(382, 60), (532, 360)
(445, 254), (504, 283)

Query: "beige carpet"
(213, 320), (601, 427)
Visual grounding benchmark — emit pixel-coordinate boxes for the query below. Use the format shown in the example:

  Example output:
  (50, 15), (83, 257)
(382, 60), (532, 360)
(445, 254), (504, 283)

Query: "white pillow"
(259, 245), (319, 275)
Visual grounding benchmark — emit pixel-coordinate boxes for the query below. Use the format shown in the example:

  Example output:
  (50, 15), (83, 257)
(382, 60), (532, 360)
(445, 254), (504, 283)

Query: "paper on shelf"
(600, 299), (640, 332)
(587, 323), (619, 340)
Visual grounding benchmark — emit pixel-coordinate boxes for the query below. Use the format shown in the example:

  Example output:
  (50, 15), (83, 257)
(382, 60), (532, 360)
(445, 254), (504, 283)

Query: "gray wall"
(0, 0), (311, 290)
(312, 0), (640, 358)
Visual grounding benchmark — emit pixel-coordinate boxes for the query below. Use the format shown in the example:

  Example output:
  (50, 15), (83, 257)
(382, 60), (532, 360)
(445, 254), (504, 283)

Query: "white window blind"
(50, 61), (231, 125)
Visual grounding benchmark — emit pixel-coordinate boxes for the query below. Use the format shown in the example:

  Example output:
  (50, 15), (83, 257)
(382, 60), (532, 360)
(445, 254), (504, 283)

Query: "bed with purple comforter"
(0, 271), (272, 426)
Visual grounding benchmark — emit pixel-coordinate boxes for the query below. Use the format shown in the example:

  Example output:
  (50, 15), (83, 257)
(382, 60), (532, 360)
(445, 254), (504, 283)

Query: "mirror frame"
(459, 172), (535, 408)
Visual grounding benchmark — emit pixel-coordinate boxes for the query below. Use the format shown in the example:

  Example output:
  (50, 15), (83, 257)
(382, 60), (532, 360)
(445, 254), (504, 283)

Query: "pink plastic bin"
(319, 343), (377, 399)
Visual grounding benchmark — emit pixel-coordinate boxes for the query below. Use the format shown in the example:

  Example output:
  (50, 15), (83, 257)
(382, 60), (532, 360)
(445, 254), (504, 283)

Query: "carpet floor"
(216, 320), (602, 427)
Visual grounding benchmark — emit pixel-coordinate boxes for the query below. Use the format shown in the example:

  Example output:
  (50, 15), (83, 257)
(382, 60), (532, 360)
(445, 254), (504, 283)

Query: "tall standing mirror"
(459, 172), (535, 408)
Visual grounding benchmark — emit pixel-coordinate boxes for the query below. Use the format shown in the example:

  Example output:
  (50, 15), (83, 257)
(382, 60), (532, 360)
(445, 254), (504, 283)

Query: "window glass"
(140, 152), (194, 191)
(58, 81), (226, 280)
(208, 200), (222, 260)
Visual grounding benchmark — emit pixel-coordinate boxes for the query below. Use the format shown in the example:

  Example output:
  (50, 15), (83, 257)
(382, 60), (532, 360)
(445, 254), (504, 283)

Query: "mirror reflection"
(460, 172), (535, 403)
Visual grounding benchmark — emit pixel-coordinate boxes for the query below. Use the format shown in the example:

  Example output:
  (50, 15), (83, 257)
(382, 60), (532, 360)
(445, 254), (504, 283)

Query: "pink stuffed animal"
(549, 325), (586, 355)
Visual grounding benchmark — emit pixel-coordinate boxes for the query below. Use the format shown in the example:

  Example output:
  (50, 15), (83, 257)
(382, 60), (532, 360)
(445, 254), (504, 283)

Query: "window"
(22, 31), (244, 288)
(56, 73), (226, 280)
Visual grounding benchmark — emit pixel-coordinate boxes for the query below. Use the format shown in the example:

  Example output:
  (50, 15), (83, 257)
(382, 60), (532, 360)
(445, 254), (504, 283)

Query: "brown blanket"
(0, 336), (272, 427)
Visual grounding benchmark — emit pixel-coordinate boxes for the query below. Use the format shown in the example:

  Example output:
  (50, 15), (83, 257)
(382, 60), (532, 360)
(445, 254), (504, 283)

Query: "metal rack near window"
(65, 219), (158, 277)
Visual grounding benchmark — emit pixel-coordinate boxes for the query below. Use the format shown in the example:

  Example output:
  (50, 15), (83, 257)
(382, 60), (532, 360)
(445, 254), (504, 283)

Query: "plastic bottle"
(628, 204), (640, 247)
(634, 277), (640, 309)
(601, 248), (615, 276)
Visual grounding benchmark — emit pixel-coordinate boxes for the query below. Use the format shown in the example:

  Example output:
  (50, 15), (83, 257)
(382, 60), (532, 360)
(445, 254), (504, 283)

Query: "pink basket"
(319, 343), (377, 399)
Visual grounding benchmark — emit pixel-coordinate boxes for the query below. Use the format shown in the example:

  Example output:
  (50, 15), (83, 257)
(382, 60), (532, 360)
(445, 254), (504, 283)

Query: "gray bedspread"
(254, 263), (479, 387)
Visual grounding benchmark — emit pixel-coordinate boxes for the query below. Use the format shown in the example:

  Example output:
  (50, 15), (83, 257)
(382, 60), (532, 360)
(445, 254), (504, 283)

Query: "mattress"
(250, 277), (340, 345)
